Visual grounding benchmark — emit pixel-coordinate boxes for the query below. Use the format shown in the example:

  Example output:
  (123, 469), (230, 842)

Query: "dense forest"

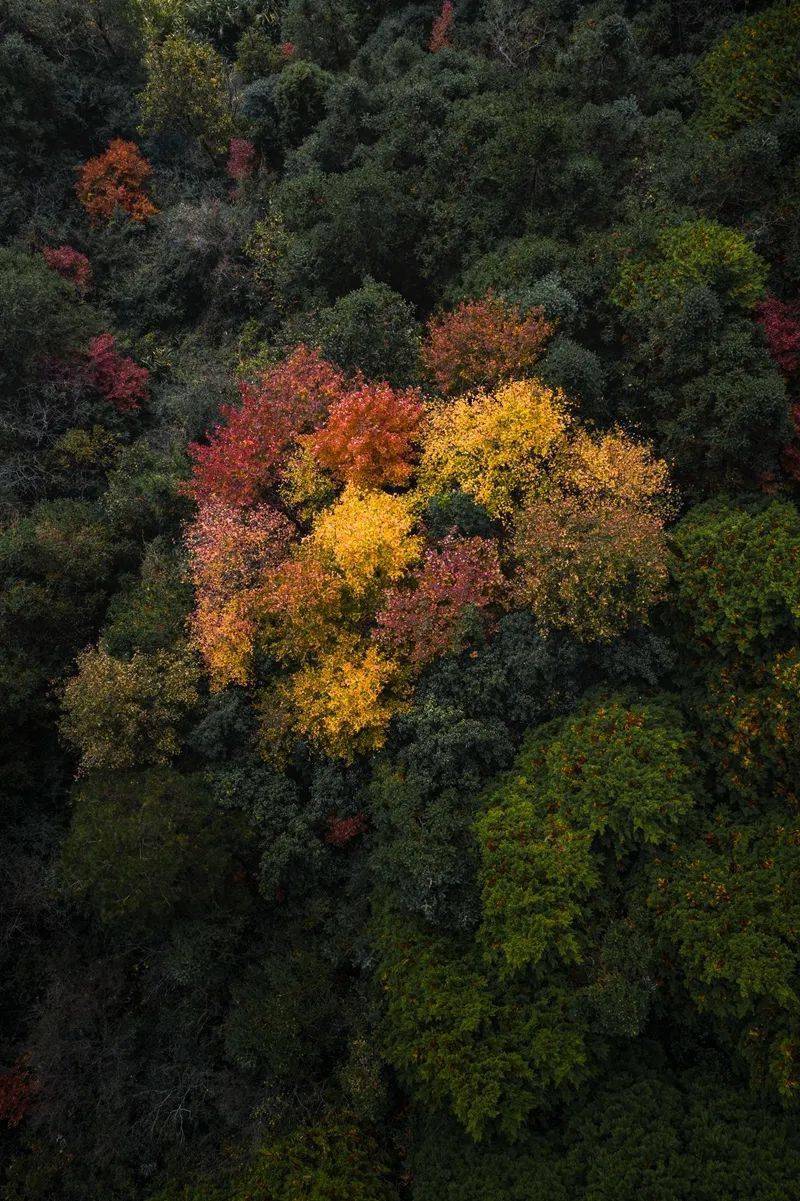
(2, 0), (800, 1196)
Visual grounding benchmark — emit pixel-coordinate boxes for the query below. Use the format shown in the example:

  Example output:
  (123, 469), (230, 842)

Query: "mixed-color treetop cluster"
(3, 1), (800, 1199)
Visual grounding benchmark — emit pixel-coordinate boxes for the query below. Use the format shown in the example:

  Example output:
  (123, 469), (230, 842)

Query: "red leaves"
(186, 499), (295, 607)
(757, 299), (800, 481)
(757, 296), (800, 377)
(375, 535), (504, 668)
(0, 1056), (39, 1128)
(429, 0), (455, 51)
(307, 381), (425, 488)
(86, 334), (149, 411)
(227, 138), (257, 182)
(324, 812), (368, 846)
(422, 292), (554, 396)
(188, 347), (348, 507)
(76, 139), (157, 225)
(42, 245), (92, 292)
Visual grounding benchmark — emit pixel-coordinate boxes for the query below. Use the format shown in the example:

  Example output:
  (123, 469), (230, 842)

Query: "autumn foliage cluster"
(6, 2), (800, 1198)
(183, 300), (672, 759)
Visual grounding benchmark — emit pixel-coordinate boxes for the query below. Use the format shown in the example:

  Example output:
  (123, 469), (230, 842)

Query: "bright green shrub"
(613, 219), (768, 314)
(477, 695), (698, 977)
(670, 499), (800, 654)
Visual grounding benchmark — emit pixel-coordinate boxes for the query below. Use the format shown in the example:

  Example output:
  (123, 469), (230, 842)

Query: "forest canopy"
(2, 2), (800, 1199)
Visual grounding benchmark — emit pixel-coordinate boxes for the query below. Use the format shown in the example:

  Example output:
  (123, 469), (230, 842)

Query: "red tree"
(227, 138), (257, 182)
(76, 139), (157, 224)
(757, 296), (800, 376)
(429, 0), (455, 51)
(324, 812), (368, 846)
(422, 292), (554, 395)
(307, 381), (425, 488)
(42, 245), (92, 292)
(188, 347), (348, 507)
(375, 535), (505, 668)
(85, 334), (149, 411)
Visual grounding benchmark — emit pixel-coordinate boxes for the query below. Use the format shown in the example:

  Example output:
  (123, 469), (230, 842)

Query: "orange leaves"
(422, 293), (554, 396)
(306, 381), (425, 488)
(186, 500), (294, 688)
(75, 139), (157, 225)
(429, 0), (455, 52)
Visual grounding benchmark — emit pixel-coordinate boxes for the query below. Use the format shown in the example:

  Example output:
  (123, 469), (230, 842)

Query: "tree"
(269, 633), (400, 760)
(42, 246), (92, 292)
(669, 498), (800, 656)
(299, 278), (422, 385)
(139, 33), (236, 156)
(375, 910), (586, 1141)
(410, 1059), (800, 1201)
(188, 346), (347, 507)
(699, 648), (800, 807)
(647, 804), (800, 1096)
(101, 539), (194, 658)
(0, 247), (98, 396)
(417, 379), (570, 519)
(613, 220), (768, 316)
(758, 295), (800, 377)
(61, 769), (237, 928)
(422, 294), (554, 396)
(429, 1), (454, 52)
(306, 380), (424, 487)
(511, 489), (668, 642)
(186, 498), (294, 687)
(84, 333), (149, 411)
(375, 535), (505, 669)
(61, 647), (201, 773)
(477, 695), (698, 977)
(307, 484), (422, 599)
(274, 58), (333, 147)
(75, 139), (158, 224)
(696, 2), (800, 137)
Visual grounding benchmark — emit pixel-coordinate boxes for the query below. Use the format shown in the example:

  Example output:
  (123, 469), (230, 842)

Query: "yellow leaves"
(308, 485), (422, 598)
(557, 428), (673, 517)
(417, 379), (570, 518)
(190, 592), (258, 690)
(267, 635), (402, 761)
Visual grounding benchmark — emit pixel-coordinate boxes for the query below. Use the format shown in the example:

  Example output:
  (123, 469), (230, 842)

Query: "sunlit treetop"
(305, 380), (425, 488)
(75, 139), (157, 225)
(307, 485), (423, 600)
(417, 378), (571, 519)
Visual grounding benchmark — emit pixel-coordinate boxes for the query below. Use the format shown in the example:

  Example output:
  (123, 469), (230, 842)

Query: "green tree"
(61, 768), (237, 928)
(139, 32), (236, 155)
